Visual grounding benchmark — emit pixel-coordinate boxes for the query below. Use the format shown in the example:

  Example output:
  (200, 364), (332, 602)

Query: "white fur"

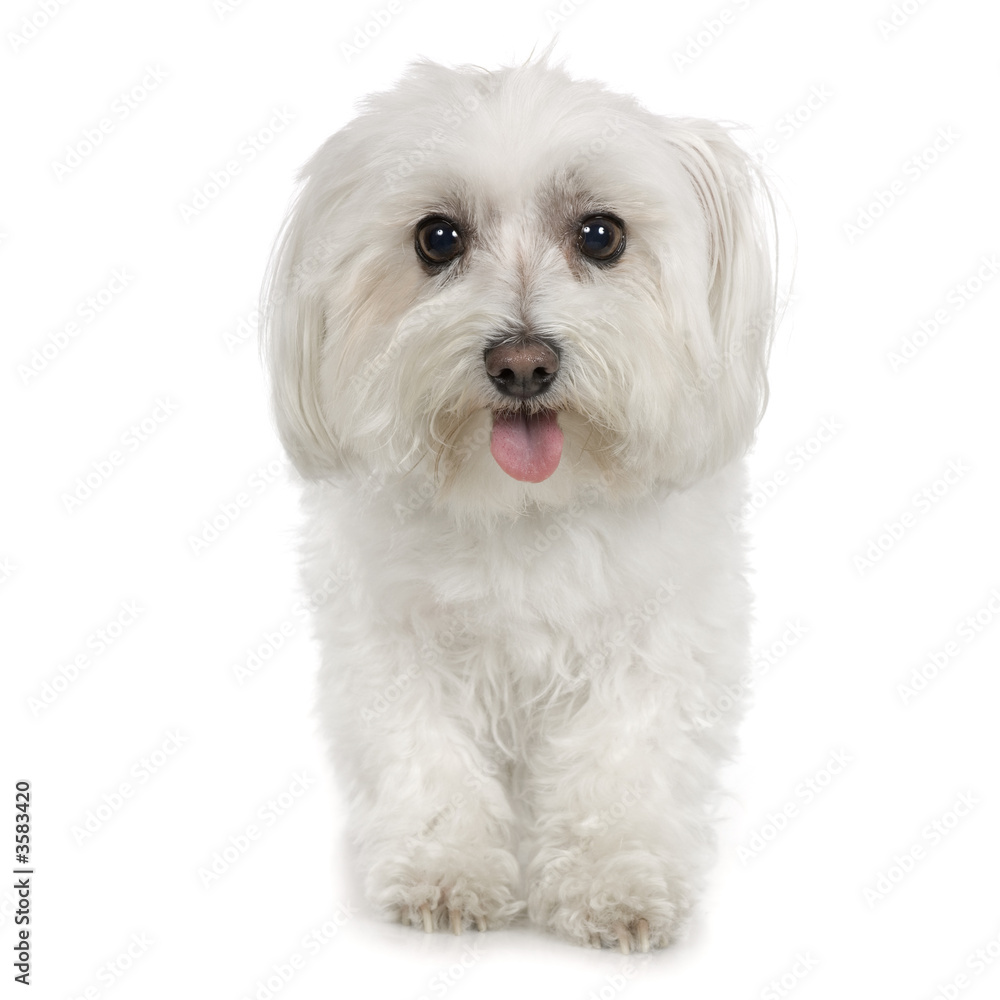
(263, 58), (778, 951)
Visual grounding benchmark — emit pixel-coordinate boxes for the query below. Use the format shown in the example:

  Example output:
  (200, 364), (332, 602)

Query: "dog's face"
(264, 60), (776, 517)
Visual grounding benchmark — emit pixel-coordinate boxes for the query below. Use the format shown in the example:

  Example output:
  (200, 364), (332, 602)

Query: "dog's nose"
(484, 339), (560, 399)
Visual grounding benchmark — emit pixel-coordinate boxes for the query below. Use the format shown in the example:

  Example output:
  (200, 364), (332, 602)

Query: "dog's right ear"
(661, 118), (782, 445)
(260, 158), (344, 480)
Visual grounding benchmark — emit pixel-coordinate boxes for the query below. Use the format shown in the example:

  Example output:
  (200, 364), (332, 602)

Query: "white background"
(3, 0), (999, 997)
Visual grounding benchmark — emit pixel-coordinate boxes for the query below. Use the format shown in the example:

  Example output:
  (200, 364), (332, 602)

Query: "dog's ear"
(665, 119), (780, 436)
(260, 151), (345, 480)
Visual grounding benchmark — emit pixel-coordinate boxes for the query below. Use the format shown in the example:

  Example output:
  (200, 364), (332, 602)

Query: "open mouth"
(489, 409), (564, 483)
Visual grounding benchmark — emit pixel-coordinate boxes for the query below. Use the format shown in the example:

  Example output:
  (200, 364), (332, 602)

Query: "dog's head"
(263, 59), (777, 516)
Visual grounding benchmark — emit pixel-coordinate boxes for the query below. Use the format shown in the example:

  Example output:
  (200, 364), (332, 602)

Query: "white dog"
(263, 58), (778, 953)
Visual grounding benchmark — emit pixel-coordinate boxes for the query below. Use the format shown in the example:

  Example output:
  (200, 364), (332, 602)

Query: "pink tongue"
(490, 410), (563, 483)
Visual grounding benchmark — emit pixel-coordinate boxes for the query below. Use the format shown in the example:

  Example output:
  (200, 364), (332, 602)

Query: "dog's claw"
(449, 909), (462, 935)
(400, 910), (411, 927)
(614, 923), (630, 954)
(475, 915), (487, 932)
(420, 903), (433, 933)
(637, 918), (650, 953)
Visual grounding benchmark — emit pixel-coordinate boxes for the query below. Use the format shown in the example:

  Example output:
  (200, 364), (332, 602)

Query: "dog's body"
(264, 59), (778, 952)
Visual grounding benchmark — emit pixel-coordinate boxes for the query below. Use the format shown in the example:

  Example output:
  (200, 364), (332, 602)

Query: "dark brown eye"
(415, 217), (464, 265)
(578, 215), (626, 262)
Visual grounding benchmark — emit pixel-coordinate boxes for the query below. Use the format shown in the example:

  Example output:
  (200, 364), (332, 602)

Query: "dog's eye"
(415, 217), (464, 265)
(578, 215), (626, 263)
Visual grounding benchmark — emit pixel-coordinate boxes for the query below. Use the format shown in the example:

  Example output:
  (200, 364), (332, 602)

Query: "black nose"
(484, 339), (560, 399)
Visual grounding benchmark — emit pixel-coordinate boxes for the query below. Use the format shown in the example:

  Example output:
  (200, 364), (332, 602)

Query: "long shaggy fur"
(262, 57), (778, 951)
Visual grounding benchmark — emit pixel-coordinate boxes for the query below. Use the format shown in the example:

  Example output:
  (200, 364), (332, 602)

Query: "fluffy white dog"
(263, 58), (778, 953)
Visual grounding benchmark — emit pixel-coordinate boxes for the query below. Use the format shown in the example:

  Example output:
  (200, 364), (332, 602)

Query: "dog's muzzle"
(484, 337), (564, 483)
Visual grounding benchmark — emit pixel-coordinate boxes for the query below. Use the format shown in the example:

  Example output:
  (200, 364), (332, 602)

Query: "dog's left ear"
(665, 119), (779, 434)
(260, 144), (349, 480)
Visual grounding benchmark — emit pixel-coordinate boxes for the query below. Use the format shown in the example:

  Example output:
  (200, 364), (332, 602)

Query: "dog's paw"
(527, 847), (693, 952)
(370, 845), (524, 934)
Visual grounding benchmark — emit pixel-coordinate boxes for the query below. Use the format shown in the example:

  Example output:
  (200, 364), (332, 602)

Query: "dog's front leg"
(321, 637), (524, 934)
(524, 673), (717, 953)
